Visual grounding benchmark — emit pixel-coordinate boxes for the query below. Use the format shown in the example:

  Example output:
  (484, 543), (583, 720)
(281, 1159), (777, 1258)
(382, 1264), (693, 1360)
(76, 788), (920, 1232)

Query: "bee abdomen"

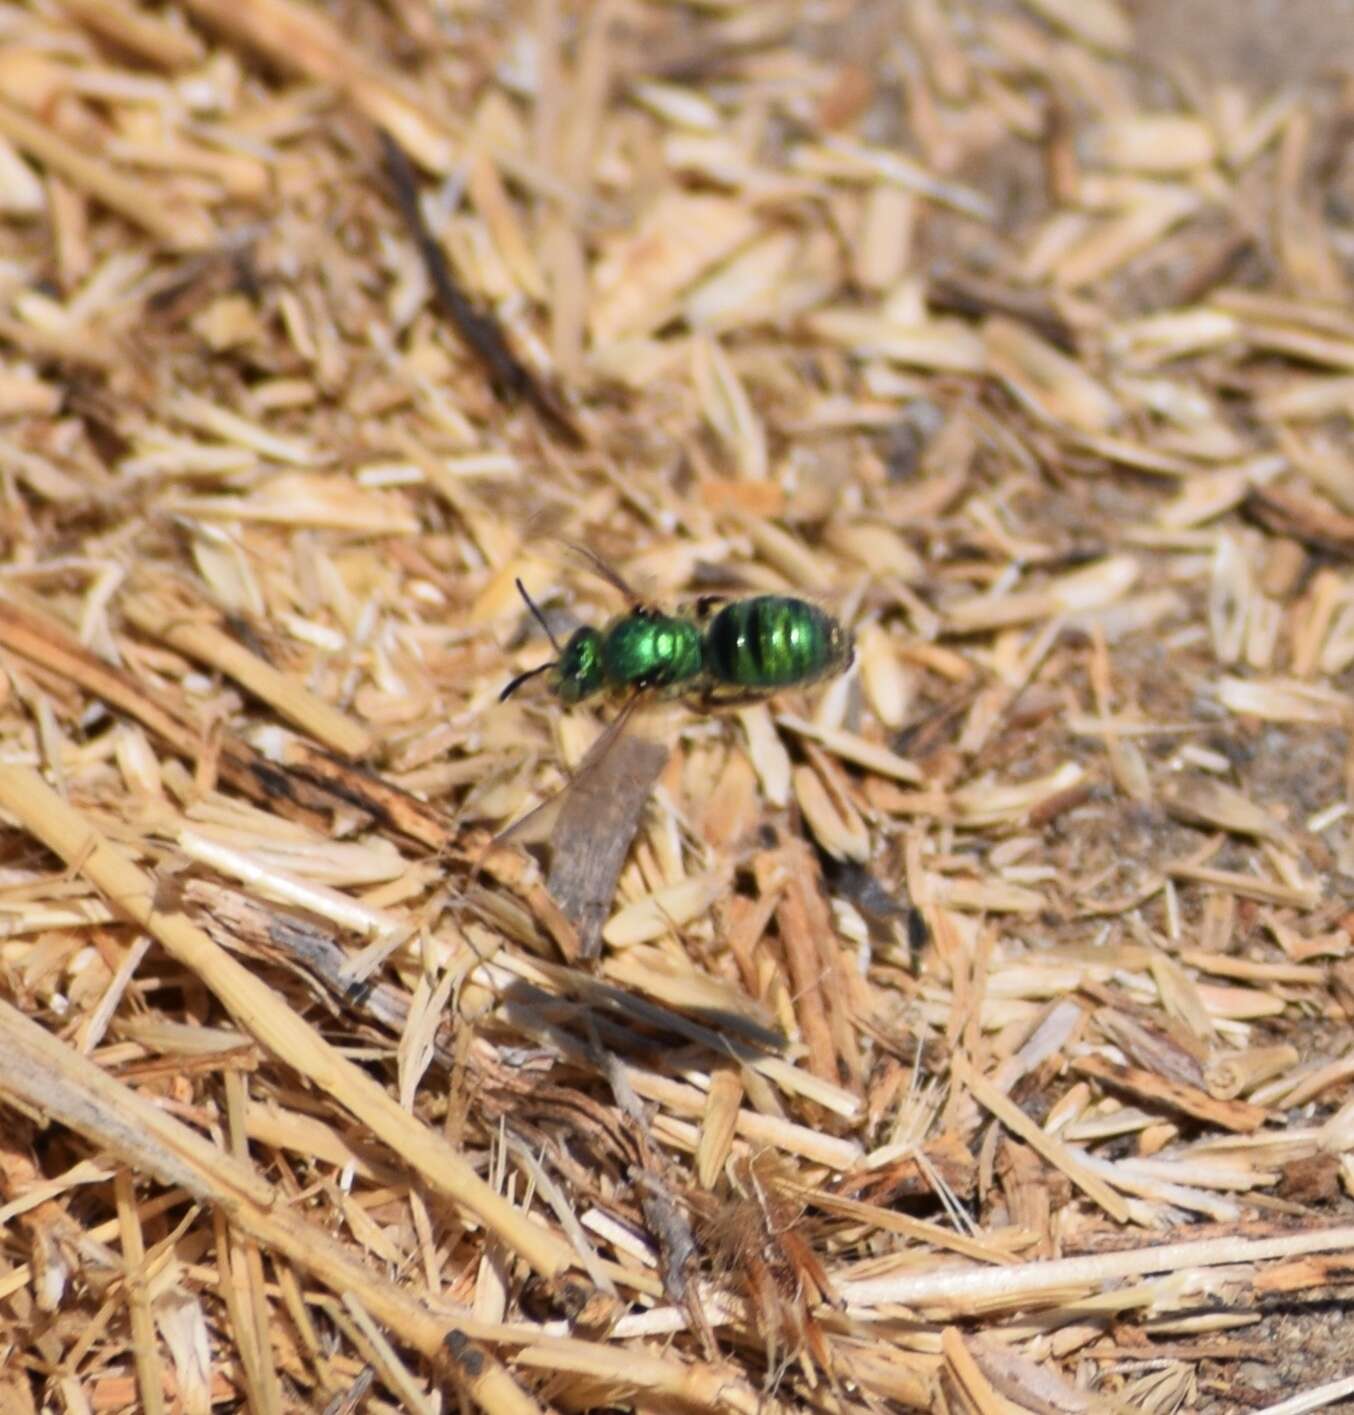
(704, 596), (845, 688)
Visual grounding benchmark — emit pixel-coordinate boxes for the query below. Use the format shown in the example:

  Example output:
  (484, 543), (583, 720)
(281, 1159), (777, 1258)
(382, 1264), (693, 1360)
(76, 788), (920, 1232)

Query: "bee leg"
(685, 684), (777, 713)
(685, 593), (729, 623)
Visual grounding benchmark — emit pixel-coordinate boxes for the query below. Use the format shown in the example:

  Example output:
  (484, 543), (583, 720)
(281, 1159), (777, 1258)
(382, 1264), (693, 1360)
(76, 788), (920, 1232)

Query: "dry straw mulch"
(4, 0), (1354, 1410)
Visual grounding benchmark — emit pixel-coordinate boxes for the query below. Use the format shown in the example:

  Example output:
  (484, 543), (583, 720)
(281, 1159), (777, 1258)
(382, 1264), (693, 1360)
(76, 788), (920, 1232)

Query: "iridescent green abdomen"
(703, 596), (851, 689)
(602, 612), (704, 694)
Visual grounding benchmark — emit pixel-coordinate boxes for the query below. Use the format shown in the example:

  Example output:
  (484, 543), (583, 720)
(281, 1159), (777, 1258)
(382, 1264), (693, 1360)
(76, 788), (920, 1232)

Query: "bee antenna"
(500, 661), (553, 702)
(514, 578), (564, 654)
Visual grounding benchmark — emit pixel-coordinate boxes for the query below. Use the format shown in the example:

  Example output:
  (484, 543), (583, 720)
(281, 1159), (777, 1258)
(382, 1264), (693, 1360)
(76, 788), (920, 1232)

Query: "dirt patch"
(1133, 0), (1354, 86)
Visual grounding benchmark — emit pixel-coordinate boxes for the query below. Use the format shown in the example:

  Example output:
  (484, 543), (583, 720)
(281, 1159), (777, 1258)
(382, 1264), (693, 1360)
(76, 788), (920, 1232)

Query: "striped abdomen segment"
(703, 596), (849, 689)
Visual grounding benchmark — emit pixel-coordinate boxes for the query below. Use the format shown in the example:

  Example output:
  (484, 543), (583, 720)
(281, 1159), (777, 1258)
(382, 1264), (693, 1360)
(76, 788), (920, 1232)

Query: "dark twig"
(379, 129), (583, 446)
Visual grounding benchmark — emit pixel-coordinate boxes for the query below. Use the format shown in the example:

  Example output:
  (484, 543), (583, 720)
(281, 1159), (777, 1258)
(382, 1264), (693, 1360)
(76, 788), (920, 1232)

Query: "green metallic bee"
(501, 564), (852, 710)
(495, 553), (853, 957)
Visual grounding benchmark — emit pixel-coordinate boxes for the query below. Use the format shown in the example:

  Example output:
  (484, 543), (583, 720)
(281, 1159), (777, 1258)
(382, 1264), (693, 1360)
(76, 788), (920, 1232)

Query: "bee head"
(555, 626), (605, 704)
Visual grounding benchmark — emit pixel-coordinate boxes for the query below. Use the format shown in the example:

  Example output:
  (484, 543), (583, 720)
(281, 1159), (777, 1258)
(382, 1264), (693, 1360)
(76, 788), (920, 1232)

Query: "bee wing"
(492, 703), (639, 847)
(546, 702), (669, 960)
(512, 534), (658, 609)
(496, 695), (668, 961)
(562, 540), (646, 605)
